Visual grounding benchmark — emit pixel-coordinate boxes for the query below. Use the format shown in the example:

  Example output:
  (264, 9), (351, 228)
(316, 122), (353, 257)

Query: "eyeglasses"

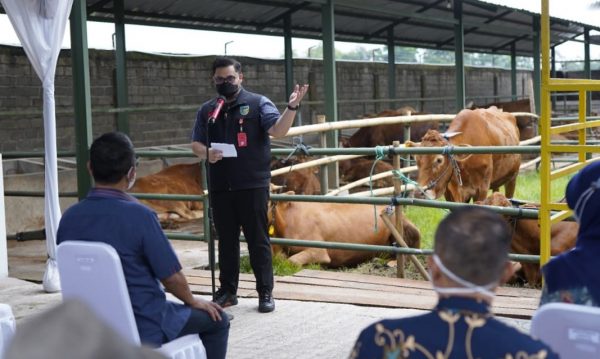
(213, 75), (237, 84)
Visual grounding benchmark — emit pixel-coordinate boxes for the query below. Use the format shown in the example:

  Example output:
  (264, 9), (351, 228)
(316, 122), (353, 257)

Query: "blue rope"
(369, 146), (387, 232)
(392, 170), (448, 214)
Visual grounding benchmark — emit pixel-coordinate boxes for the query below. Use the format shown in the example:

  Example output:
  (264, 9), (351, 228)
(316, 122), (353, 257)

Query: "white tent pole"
(1, 0), (75, 292)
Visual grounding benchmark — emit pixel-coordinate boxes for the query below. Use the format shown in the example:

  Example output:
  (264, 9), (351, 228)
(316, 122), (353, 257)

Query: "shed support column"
(322, 0), (338, 191)
(454, 0), (465, 111)
(511, 42), (517, 101)
(114, 0), (129, 134)
(284, 14), (294, 97)
(585, 27), (591, 116)
(533, 15), (541, 114)
(387, 27), (396, 107)
(70, 0), (93, 199)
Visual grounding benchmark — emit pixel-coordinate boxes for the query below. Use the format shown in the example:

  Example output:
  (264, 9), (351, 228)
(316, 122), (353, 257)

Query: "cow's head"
(405, 130), (453, 199)
(406, 130), (473, 199)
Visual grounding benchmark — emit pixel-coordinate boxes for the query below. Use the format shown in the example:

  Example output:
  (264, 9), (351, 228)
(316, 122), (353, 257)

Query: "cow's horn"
(269, 183), (283, 192)
(442, 131), (462, 139)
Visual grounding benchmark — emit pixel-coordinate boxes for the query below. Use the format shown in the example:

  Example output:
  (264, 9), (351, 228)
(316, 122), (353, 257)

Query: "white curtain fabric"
(1, 0), (74, 292)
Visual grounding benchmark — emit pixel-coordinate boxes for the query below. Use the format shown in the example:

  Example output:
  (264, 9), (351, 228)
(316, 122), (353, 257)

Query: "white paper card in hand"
(211, 143), (238, 157)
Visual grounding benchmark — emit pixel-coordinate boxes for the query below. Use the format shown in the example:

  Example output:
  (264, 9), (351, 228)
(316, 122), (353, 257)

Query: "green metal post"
(585, 27), (591, 116)
(387, 27), (396, 106)
(511, 42), (517, 101)
(284, 14), (294, 97)
(532, 15), (541, 115)
(322, 0), (339, 190)
(453, 0), (465, 111)
(70, 0), (93, 199)
(114, 0), (129, 134)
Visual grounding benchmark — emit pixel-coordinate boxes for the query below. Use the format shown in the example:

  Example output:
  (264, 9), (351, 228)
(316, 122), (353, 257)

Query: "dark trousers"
(175, 308), (230, 359)
(211, 188), (274, 293)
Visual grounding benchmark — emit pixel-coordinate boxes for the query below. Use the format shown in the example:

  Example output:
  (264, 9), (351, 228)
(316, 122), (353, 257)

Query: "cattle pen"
(3, 109), (589, 275)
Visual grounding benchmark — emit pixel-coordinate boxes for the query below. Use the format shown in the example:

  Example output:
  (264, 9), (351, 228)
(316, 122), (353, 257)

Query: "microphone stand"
(205, 114), (217, 300)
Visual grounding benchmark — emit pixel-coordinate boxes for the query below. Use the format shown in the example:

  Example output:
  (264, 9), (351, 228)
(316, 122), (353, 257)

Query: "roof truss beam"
(257, 1), (311, 30)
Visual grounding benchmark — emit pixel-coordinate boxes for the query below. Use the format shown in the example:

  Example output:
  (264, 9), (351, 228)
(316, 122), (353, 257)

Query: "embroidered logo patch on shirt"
(240, 105), (250, 116)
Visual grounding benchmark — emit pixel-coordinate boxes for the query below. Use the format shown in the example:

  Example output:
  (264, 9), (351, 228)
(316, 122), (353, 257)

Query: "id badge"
(237, 132), (248, 147)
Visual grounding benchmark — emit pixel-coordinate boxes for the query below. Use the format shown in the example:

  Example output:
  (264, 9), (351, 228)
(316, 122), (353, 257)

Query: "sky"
(0, 0), (598, 61)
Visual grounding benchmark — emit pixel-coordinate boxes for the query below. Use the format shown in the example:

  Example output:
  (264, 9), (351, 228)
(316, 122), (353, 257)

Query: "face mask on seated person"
(430, 254), (497, 300)
(126, 166), (136, 191)
(216, 82), (239, 98)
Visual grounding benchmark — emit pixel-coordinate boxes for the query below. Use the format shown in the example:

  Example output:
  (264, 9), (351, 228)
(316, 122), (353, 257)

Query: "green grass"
(403, 169), (573, 249)
(240, 253), (321, 276)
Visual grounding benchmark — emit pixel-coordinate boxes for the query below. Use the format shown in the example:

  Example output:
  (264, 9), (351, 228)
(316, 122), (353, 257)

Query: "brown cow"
(128, 163), (203, 222)
(338, 158), (394, 188)
(406, 107), (521, 203)
(270, 157), (321, 195)
(478, 192), (578, 285)
(471, 98), (535, 141)
(269, 200), (420, 267)
(347, 106), (439, 147)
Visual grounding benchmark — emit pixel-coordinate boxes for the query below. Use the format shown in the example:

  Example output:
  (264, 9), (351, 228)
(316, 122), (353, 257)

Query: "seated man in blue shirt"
(541, 160), (600, 307)
(57, 132), (229, 358)
(350, 207), (558, 359)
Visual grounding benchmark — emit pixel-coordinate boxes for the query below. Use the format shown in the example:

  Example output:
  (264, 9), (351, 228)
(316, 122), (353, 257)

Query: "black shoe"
(213, 288), (238, 308)
(258, 291), (275, 313)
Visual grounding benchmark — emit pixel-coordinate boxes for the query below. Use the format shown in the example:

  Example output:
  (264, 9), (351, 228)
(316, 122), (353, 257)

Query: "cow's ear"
(454, 143), (473, 162)
(404, 140), (420, 147)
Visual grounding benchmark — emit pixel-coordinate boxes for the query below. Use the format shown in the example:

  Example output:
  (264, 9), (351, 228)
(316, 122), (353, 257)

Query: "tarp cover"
(1, 0), (74, 292)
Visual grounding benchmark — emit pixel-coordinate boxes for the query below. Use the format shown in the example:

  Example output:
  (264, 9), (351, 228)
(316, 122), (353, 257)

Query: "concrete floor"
(1, 239), (532, 359)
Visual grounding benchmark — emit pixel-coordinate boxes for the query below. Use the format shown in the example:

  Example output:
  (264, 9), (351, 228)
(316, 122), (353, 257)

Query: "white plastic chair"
(531, 302), (600, 359)
(0, 303), (15, 359)
(57, 241), (206, 359)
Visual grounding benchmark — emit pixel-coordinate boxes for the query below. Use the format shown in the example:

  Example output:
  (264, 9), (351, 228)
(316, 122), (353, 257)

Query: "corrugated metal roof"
(2, 0), (598, 56)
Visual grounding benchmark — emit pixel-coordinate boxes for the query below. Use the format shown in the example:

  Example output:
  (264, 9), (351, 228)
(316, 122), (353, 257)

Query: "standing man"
(57, 132), (229, 358)
(350, 207), (558, 359)
(191, 57), (308, 313)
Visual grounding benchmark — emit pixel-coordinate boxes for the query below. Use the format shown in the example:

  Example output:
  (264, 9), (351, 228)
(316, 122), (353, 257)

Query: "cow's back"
(129, 163), (204, 220)
(448, 108), (519, 146)
(273, 202), (391, 267)
(349, 107), (438, 146)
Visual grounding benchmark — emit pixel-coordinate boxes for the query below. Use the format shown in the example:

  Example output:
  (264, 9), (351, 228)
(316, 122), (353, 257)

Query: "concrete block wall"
(0, 44), (532, 152)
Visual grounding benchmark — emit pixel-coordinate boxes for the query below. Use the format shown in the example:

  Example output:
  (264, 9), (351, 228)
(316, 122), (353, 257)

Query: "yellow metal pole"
(539, 0), (552, 266)
(579, 90), (587, 163)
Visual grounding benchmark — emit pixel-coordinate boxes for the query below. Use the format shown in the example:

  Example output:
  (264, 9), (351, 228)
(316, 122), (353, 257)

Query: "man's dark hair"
(434, 206), (510, 285)
(212, 57), (242, 75)
(89, 132), (135, 184)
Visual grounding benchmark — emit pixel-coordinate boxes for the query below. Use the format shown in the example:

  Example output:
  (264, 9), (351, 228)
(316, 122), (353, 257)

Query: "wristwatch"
(287, 103), (300, 111)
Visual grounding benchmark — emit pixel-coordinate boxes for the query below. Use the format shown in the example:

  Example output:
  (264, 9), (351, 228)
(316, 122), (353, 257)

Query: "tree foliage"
(290, 44), (533, 70)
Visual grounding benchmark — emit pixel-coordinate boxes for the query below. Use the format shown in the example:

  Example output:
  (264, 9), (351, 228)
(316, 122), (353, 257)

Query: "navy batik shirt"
(57, 188), (191, 347)
(192, 88), (279, 191)
(350, 297), (558, 359)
